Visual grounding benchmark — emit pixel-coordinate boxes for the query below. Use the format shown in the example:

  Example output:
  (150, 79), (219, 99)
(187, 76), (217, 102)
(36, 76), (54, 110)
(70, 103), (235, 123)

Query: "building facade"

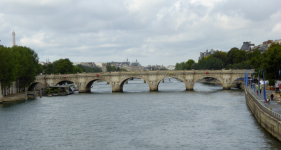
(198, 49), (219, 60)
(240, 41), (255, 52)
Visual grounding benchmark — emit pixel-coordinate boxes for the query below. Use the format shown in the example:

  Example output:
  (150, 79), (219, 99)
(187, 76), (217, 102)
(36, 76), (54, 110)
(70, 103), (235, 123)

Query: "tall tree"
(0, 46), (18, 87)
(227, 47), (239, 64)
(54, 58), (74, 74)
(185, 59), (195, 70)
(233, 50), (248, 63)
(213, 51), (228, 65)
(260, 43), (281, 80)
(13, 46), (38, 87)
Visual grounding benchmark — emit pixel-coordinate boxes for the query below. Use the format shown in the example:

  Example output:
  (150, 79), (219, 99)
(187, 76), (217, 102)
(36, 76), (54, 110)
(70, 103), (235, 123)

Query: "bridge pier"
(222, 85), (231, 90)
(78, 84), (91, 93)
(222, 78), (232, 90)
(185, 83), (194, 91)
(148, 81), (158, 91)
(112, 83), (123, 92)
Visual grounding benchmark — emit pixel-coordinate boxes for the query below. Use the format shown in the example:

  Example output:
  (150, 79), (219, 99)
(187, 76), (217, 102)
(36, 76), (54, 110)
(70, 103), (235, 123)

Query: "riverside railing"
(245, 85), (281, 121)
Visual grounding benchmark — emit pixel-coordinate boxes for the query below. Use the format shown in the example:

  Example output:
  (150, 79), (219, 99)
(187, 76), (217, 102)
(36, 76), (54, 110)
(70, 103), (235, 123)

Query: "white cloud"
(0, 0), (280, 65)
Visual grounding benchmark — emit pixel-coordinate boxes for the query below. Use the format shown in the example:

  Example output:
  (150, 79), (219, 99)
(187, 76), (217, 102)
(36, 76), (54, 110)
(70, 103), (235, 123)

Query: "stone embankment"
(0, 92), (35, 103)
(244, 86), (281, 141)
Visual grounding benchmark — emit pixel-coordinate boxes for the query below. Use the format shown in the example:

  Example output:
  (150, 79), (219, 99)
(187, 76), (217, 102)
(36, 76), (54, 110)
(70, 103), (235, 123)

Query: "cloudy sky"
(0, 0), (280, 66)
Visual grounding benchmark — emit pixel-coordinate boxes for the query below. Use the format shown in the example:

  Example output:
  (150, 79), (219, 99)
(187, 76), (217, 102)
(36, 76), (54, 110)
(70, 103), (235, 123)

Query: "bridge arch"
(156, 76), (186, 91)
(84, 78), (111, 93)
(55, 80), (76, 86)
(231, 76), (245, 84)
(27, 82), (47, 91)
(194, 76), (224, 84)
(119, 76), (149, 92)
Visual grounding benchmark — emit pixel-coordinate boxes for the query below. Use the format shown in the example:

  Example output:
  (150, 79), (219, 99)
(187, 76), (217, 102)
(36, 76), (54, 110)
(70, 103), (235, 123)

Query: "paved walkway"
(246, 85), (281, 115)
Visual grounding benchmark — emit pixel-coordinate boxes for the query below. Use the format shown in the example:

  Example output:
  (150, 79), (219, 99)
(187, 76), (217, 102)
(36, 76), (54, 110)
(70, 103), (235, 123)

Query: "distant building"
(165, 65), (175, 70)
(12, 31), (16, 46)
(80, 62), (96, 68)
(247, 39), (280, 53)
(143, 65), (165, 71)
(240, 41), (255, 52)
(109, 59), (143, 71)
(199, 49), (219, 60)
(39, 58), (51, 65)
(275, 39), (281, 44)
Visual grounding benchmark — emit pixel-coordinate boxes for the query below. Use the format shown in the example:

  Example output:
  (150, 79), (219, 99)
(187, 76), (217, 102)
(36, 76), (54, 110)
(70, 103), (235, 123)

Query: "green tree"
(191, 63), (200, 70)
(73, 66), (83, 73)
(185, 59), (195, 70)
(54, 58), (74, 74)
(212, 51), (228, 65)
(45, 63), (54, 74)
(233, 50), (248, 63)
(248, 49), (261, 60)
(227, 47), (239, 64)
(175, 62), (185, 70)
(12, 46), (38, 87)
(0, 46), (18, 87)
(260, 43), (281, 80)
(200, 57), (224, 70)
(76, 65), (100, 73)
(106, 63), (112, 72)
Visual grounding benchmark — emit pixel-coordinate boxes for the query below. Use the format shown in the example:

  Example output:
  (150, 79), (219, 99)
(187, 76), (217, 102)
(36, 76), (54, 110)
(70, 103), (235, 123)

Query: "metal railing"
(245, 85), (281, 121)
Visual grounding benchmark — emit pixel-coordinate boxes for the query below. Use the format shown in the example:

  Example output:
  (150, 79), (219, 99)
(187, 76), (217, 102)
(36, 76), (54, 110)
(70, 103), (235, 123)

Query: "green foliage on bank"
(106, 63), (127, 72)
(252, 43), (281, 80)
(43, 58), (83, 74)
(0, 46), (40, 88)
(76, 64), (102, 73)
(175, 43), (281, 82)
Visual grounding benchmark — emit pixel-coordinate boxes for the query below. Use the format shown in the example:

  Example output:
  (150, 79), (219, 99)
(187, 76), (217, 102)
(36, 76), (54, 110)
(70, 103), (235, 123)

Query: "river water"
(1, 79), (281, 149)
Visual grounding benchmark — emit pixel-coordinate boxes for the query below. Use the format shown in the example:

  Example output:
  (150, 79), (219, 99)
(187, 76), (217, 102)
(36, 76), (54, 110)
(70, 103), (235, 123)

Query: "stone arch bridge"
(29, 70), (249, 92)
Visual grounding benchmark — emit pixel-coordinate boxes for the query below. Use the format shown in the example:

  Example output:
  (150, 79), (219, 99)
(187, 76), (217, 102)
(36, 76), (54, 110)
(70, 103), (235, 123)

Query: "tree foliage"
(191, 57), (224, 70)
(0, 46), (40, 88)
(185, 59), (195, 70)
(106, 63), (127, 72)
(76, 64), (101, 73)
(227, 47), (240, 64)
(175, 62), (186, 70)
(260, 43), (281, 80)
(43, 59), (84, 74)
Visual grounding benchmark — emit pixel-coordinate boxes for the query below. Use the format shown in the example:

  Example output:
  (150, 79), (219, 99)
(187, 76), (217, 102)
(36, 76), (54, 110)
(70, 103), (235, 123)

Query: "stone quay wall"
(244, 86), (281, 141)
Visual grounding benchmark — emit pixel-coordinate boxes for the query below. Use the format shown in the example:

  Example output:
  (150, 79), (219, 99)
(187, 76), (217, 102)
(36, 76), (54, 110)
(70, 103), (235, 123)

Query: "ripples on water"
(1, 78), (281, 149)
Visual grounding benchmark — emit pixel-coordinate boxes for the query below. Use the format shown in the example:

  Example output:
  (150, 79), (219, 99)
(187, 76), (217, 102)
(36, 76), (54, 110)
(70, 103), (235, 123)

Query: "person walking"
(260, 86), (262, 94)
(271, 93), (274, 101)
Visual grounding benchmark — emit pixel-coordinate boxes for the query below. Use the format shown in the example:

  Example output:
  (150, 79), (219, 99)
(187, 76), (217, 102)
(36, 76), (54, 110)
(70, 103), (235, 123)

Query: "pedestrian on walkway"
(271, 93), (274, 101)
(268, 97), (270, 104)
(260, 86), (262, 94)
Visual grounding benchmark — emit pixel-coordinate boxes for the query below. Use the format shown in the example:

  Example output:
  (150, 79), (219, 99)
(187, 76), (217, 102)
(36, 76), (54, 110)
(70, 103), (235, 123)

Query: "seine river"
(1, 79), (281, 149)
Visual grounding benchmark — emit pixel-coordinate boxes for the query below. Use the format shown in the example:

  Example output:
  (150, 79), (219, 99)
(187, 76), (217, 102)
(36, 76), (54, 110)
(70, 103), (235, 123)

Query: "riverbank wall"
(244, 86), (281, 141)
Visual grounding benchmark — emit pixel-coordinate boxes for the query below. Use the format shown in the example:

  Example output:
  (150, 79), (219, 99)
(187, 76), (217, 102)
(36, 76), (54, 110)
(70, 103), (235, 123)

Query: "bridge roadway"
(30, 70), (249, 92)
